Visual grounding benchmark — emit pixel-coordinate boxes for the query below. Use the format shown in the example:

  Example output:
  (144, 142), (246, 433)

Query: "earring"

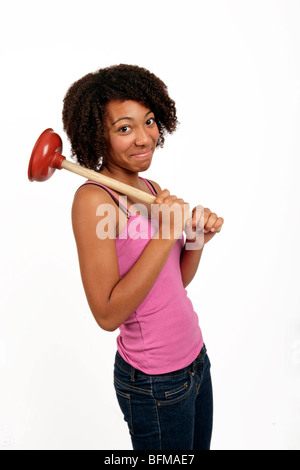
(98, 156), (104, 170)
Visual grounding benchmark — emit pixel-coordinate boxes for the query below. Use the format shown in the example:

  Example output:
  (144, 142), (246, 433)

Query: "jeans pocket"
(165, 381), (190, 399)
(153, 373), (194, 406)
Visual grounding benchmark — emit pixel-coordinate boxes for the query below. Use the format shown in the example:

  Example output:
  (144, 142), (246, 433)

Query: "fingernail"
(210, 228), (216, 232)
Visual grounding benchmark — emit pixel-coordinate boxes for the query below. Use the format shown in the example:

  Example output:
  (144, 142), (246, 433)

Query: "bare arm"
(180, 245), (204, 288)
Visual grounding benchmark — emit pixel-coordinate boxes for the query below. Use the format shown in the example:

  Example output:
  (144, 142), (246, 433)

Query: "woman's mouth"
(131, 149), (152, 159)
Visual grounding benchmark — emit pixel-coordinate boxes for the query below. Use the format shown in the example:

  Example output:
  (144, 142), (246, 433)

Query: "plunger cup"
(28, 128), (65, 182)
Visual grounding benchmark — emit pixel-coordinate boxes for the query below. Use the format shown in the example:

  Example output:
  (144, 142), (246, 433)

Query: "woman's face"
(104, 100), (160, 173)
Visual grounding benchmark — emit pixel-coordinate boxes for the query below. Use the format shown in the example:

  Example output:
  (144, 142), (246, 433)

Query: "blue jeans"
(113, 345), (213, 450)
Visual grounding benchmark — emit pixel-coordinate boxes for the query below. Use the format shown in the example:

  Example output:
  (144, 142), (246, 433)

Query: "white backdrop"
(1, 0), (299, 450)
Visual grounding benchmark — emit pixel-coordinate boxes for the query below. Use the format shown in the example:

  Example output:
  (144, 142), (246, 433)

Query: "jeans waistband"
(115, 344), (207, 380)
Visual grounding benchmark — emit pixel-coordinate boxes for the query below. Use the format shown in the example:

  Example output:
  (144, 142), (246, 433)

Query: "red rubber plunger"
(28, 128), (65, 182)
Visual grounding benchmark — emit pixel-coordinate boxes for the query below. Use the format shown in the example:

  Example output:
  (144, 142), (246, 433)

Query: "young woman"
(62, 64), (224, 450)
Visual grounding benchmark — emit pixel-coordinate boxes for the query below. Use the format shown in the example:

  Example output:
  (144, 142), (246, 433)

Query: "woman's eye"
(119, 126), (130, 133)
(146, 118), (155, 126)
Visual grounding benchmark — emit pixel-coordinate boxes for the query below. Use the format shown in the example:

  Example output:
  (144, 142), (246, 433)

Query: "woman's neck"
(100, 164), (142, 189)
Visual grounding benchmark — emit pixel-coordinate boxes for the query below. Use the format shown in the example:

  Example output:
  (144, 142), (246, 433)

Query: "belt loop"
(130, 365), (136, 382)
(190, 361), (195, 376)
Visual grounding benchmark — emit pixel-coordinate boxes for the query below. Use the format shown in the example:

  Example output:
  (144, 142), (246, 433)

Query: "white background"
(0, 0), (299, 450)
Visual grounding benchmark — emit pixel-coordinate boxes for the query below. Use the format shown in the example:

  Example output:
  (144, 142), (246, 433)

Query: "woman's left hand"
(185, 206), (224, 246)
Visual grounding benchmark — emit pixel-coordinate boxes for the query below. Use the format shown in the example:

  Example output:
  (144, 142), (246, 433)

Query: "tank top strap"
(78, 181), (132, 218)
(139, 177), (157, 195)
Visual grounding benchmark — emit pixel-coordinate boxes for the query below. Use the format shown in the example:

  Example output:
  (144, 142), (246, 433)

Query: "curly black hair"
(62, 64), (178, 171)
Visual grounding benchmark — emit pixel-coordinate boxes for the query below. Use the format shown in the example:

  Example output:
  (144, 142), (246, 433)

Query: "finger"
(204, 212), (218, 232)
(202, 208), (211, 230)
(163, 195), (178, 204)
(214, 217), (224, 233)
(155, 189), (170, 204)
(192, 206), (204, 229)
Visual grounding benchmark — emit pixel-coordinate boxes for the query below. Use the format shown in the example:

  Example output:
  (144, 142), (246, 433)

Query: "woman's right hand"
(153, 189), (190, 240)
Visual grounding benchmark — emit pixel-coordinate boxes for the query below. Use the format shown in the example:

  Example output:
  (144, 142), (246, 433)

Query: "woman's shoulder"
(72, 181), (117, 219)
(145, 179), (162, 195)
(74, 181), (115, 203)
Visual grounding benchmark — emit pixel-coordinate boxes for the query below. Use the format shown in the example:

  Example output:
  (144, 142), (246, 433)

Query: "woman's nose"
(134, 127), (151, 146)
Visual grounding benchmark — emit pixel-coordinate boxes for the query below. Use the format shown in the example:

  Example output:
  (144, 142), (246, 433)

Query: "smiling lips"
(131, 149), (152, 158)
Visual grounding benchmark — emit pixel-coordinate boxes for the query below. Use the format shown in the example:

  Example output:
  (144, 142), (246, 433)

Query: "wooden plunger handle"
(62, 160), (156, 205)
(61, 159), (222, 233)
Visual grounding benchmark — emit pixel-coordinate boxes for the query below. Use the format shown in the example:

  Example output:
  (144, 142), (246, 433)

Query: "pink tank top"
(80, 178), (203, 374)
